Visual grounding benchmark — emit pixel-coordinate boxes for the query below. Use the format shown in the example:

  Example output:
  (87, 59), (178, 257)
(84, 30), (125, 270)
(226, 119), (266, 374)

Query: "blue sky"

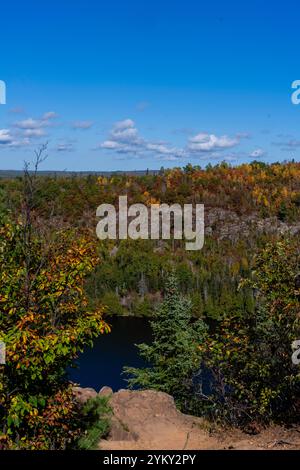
(1, 0), (300, 171)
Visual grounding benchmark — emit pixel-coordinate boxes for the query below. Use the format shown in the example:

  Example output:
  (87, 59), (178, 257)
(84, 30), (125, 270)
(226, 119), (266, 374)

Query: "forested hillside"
(1, 160), (300, 321)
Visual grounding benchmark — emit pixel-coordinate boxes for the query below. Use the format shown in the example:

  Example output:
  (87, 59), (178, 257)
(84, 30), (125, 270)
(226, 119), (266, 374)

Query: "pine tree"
(124, 272), (208, 411)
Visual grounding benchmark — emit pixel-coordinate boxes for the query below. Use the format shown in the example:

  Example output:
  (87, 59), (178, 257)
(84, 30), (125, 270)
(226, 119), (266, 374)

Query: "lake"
(68, 316), (152, 391)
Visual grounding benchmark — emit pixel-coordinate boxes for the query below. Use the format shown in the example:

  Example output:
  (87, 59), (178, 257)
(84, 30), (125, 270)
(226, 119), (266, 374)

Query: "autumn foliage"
(0, 217), (109, 448)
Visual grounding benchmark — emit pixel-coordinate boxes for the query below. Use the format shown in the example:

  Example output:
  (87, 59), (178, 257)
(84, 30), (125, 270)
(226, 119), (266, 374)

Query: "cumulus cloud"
(100, 140), (122, 150)
(8, 138), (31, 148)
(188, 133), (239, 152)
(0, 129), (13, 144)
(96, 119), (244, 162)
(110, 119), (140, 143)
(23, 128), (47, 138)
(114, 118), (135, 130)
(42, 111), (58, 120)
(9, 111), (59, 144)
(0, 111), (60, 151)
(145, 142), (185, 159)
(14, 111), (58, 130)
(0, 129), (30, 148)
(98, 119), (141, 152)
(14, 118), (47, 130)
(97, 119), (185, 159)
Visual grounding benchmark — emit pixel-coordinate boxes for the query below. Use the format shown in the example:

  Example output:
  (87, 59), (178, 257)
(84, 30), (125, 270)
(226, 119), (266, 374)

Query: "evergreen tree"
(124, 272), (208, 411)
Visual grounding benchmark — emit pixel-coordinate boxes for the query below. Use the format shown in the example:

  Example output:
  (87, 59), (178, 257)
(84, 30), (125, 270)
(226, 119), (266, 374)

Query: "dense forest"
(1, 160), (300, 321)
(0, 160), (300, 449)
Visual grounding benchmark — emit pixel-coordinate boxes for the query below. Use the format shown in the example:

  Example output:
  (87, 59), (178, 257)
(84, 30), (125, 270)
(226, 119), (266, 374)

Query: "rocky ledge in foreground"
(73, 386), (300, 450)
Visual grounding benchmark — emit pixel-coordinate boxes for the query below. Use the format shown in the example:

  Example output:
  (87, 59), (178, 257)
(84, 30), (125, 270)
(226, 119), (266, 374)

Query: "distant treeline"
(0, 169), (160, 178)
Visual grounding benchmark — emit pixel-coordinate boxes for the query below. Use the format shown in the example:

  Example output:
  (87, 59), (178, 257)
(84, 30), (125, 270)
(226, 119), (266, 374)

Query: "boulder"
(100, 389), (205, 449)
(99, 386), (113, 397)
(72, 386), (97, 403)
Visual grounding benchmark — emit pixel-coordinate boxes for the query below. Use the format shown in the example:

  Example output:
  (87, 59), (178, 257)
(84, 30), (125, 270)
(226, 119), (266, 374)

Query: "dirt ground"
(98, 389), (300, 451)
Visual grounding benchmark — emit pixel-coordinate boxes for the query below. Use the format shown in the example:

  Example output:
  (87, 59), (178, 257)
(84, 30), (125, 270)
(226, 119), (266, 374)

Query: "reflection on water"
(68, 317), (152, 391)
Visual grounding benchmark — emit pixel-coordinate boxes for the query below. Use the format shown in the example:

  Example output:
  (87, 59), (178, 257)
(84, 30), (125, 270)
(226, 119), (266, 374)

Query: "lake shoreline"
(68, 317), (152, 392)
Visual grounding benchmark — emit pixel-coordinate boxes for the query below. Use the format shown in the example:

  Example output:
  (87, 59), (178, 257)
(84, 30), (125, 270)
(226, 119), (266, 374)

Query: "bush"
(0, 158), (110, 449)
(0, 221), (110, 449)
(200, 239), (300, 425)
(77, 396), (112, 450)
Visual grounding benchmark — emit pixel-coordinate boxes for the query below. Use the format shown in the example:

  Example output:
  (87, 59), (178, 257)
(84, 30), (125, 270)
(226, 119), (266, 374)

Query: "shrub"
(0, 221), (110, 448)
(0, 156), (110, 449)
(200, 239), (300, 425)
(77, 396), (112, 450)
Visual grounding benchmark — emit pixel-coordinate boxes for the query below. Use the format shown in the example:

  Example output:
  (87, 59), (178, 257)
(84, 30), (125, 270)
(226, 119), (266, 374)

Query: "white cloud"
(97, 119), (185, 159)
(0, 110), (58, 150)
(0, 129), (30, 148)
(97, 119), (245, 162)
(249, 148), (266, 158)
(42, 111), (58, 120)
(114, 118), (135, 130)
(100, 140), (123, 150)
(188, 133), (239, 152)
(0, 129), (13, 144)
(98, 119), (143, 152)
(23, 128), (47, 137)
(110, 119), (140, 144)
(8, 138), (31, 148)
(14, 118), (47, 130)
(11, 111), (58, 143)
(14, 111), (58, 132)
(145, 142), (185, 159)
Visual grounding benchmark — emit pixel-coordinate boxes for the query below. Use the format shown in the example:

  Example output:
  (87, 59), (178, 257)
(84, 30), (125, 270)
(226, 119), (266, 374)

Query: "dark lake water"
(68, 317), (152, 391)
